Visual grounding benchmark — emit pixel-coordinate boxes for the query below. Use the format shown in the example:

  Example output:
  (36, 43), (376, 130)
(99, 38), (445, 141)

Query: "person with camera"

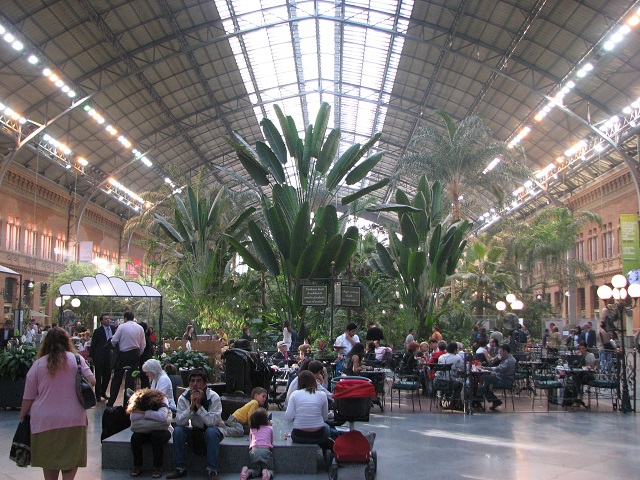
(166, 370), (225, 480)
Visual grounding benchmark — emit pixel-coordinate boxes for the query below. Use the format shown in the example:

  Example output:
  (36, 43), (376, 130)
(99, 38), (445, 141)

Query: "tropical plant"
(153, 186), (254, 298)
(160, 348), (213, 376)
(0, 344), (37, 380)
(369, 176), (472, 338)
(226, 102), (390, 329)
(398, 110), (528, 219)
(453, 234), (516, 317)
(506, 207), (601, 298)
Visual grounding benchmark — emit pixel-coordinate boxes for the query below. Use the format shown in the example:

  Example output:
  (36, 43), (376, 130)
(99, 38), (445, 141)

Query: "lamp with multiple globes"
(596, 274), (640, 413)
(496, 294), (524, 312)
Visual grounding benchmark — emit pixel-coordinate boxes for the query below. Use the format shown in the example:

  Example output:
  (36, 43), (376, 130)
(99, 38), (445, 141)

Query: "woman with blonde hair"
(127, 388), (173, 478)
(20, 327), (95, 480)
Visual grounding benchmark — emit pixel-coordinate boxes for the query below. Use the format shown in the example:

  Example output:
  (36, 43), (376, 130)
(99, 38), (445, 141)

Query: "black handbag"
(75, 354), (96, 409)
(9, 415), (30, 467)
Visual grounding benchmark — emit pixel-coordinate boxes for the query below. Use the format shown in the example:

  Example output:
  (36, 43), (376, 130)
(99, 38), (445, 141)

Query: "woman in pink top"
(20, 327), (95, 480)
(240, 408), (274, 480)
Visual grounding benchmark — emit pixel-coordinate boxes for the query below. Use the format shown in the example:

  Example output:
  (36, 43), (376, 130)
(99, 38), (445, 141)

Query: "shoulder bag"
(75, 354), (96, 409)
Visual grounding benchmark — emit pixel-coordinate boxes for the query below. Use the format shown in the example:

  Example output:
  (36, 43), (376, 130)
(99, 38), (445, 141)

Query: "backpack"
(518, 330), (527, 343)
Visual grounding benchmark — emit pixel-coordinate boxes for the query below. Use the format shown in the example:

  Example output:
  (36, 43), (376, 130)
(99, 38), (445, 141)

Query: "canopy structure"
(58, 273), (162, 298)
(0, 264), (19, 276)
(58, 273), (164, 348)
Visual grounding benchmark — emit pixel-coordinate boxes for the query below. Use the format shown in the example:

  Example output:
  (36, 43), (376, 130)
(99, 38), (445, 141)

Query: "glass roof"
(215, 0), (413, 181)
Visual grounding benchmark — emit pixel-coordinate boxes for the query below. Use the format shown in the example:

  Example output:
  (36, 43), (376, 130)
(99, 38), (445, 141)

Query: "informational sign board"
(78, 241), (93, 263)
(621, 214), (640, 275)
(340, 285), (361, 307)
(301, 285), (328, 305)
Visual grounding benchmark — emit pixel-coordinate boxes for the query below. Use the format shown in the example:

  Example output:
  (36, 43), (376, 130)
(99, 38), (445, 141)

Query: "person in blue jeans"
(166, 370), (225, 480)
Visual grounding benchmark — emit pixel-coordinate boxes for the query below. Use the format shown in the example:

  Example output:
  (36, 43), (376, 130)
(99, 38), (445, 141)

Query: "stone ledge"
(101, 411), (320, 474)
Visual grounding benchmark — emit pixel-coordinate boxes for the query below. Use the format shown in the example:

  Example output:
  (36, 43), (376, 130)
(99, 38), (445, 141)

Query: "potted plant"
(0, 344), (37, 408)
(161, 348), (214, 385)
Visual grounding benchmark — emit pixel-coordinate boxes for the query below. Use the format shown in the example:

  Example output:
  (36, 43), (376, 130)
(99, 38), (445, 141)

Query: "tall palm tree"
(453, 234), (516, 318)
(398, 110), (528, 219)
(506, 207), (601, 303)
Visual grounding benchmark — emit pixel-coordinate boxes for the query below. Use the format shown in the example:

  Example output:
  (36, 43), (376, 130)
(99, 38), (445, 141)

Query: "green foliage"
(504, 207), (601, 301)
(437, 302), (478, 350)
(453, 234), (515, 317)
(369, 176), (472, 338)
(160, 348), (213, 376)
(0, 345), (37, 380)
(398, 110), (528, 219)
(227, 102), (389, 329)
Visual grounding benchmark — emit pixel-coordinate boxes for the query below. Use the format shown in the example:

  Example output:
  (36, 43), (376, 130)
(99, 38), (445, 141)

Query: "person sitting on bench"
(166, 370), (225, 480)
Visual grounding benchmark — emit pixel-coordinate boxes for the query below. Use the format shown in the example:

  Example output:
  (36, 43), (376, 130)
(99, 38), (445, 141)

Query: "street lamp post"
(596, 274), (640, 413)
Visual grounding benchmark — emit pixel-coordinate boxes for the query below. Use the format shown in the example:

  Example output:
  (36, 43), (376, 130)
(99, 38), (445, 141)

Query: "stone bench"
(101, 411), (321, 474)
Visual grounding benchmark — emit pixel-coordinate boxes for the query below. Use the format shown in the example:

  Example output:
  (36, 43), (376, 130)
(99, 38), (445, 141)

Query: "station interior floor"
(0, 389), (639, 480)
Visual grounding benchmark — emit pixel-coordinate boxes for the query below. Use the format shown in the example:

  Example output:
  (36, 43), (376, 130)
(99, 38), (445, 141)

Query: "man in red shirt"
(427, 341), (447, 380)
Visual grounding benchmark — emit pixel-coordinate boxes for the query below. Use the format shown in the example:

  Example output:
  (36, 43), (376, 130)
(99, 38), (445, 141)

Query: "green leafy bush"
(160, 348), (213, 376)
(0, 345), (37, 380)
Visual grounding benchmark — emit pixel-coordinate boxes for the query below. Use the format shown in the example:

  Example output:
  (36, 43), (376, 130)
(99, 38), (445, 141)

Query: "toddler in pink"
(239, 408), (273, 480)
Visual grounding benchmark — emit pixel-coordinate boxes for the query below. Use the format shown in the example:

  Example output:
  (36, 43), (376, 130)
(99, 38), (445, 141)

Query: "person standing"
(25, 320), (37, 345)
(431, 325), (443, 342)
(333, 323), (360, 360)
(282, 321), (293, 351)
(584, 322), (596, 349)
(404, 328), (415, 349)
(182, 325), (196, 341)
(89, 313), (116, 401)
(0, 319), (15, 350)
(241, 326), (252, 342)
(20, 327), (95, 480)
(139, 322), (155, 389)
(166, 370), (225, 480)
(107, 311), (146, 407)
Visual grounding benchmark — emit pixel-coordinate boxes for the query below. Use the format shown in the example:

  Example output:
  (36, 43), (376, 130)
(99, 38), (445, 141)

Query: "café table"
(556, 365), (594, 409)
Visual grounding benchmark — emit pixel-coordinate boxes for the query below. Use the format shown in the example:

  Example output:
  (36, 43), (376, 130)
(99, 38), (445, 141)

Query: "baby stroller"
(328, 376), (378, 480)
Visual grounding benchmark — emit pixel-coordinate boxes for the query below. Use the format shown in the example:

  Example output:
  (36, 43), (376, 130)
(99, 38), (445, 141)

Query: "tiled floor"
(0, 386), (638, 479)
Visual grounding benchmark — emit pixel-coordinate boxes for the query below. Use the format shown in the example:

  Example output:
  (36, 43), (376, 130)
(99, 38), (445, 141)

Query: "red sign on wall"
(128, 258), (141, 279)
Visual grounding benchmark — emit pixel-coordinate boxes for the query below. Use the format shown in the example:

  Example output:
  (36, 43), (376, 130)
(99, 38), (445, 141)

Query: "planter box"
(0, 377), (26, 409)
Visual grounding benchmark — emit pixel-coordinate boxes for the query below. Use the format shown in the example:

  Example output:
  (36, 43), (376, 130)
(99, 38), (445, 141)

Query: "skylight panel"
(215, 0), (414, 180)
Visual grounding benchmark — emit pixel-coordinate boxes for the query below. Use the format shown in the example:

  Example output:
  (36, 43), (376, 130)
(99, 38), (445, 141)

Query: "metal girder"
(78, 0), (223, 186)
(466, 0), (548, 116)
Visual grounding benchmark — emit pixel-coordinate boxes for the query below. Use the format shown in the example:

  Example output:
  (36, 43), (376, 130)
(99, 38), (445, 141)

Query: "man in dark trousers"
(89, 313), (116, 401)
(583, 321), (597, 349)
(107, 311), (146, 407)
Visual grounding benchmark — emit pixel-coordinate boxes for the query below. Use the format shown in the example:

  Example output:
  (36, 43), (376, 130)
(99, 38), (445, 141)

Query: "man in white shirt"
(405, 328), (415, 349)
(24, 320), (37, 345)
(334, 322), (360, 360)
(107, 311), (146, 407)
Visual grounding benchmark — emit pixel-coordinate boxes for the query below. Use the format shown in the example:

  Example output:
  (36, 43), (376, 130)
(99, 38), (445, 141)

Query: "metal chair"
(532, 362), (563, 411)
(587, 362), (619, 411)
(390, 368), (422, 412)
(428, 363), (462, 412)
